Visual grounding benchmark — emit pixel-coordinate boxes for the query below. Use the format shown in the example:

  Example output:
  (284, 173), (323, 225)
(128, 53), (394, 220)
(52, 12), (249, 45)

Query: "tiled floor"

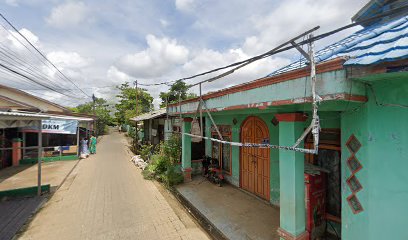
(177, 176), (281, 240)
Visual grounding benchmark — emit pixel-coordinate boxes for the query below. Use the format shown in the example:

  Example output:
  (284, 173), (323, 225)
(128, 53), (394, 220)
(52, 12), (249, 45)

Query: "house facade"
(0, 85), (94, 168)
(168, 1), (408, 239)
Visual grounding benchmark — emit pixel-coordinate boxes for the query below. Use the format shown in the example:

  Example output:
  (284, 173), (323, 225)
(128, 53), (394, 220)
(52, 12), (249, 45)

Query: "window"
(211, 125), (232, 175)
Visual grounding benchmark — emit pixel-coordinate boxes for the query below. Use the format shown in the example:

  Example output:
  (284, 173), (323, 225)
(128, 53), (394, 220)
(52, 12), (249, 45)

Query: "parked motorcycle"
(202, 155), (224, 187)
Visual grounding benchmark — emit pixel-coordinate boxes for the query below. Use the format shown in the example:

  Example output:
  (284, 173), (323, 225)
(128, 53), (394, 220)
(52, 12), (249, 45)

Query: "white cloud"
(46, 1), (88, 28)
(175, 0), (195, 12)
(0, 28), (41, 50)
(47, 51), (92, 69)
(19, 28), (40, 46)
(160, 19), (169, 28)
(5, 0), (18, 6)
(242, 0), (366, 55)
(0, 0), (369, 108)
(107, 66), (134, 83)
(115, 34), (189, 78)
(181, 48), (291, 93)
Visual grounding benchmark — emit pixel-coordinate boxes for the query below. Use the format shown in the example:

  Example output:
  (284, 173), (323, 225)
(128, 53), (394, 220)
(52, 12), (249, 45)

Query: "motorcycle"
(202, 155), (224, 187)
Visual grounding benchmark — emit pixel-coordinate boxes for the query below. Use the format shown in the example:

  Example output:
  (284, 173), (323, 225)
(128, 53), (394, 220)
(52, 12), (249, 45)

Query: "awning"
(0, 111), (93, 129)
(131, 109), (167, 122)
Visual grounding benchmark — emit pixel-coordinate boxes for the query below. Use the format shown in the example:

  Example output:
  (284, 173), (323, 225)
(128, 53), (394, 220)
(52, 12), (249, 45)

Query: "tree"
(159, 80), (197, 108)
(114, 82), (154, 125)
(71, 97), (113, 135)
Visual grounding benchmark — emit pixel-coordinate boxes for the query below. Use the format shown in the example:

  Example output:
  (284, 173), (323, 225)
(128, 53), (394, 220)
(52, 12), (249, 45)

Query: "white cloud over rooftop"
(0, 0), (368, 107)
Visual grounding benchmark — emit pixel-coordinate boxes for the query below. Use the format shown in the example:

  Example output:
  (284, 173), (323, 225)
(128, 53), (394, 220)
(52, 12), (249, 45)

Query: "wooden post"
(37, 120), (42, 196)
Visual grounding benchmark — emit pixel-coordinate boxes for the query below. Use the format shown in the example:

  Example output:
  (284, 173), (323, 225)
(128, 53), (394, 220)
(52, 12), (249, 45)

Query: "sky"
(0, 0), (368, 108)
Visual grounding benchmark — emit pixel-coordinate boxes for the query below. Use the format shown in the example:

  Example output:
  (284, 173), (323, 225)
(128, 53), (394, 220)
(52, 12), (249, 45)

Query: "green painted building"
(168, 1), (408, 239)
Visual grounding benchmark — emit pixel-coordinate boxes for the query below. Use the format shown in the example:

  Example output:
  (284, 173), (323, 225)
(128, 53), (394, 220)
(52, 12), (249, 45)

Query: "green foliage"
(114, 82), (154, 125)
(141, 134), (183, 187)
(139, 144), (153, 161)
(159, 80), (197, 108)
(142, 154), (183, 187)
(161, 166), (184, 187)
(71, 97), (113, 136)
(161, 134), (181, 164)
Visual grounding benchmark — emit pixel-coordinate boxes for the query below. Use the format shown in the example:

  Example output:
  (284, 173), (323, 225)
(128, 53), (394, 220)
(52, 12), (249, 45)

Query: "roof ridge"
(269, 15), (408, 76)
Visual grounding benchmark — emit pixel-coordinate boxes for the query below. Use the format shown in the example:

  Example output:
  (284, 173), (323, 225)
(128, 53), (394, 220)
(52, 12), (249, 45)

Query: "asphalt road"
(17, 130), (209, 240)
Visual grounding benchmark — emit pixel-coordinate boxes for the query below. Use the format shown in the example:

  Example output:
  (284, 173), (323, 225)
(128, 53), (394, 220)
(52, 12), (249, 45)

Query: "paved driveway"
(18, 131), (209, 240)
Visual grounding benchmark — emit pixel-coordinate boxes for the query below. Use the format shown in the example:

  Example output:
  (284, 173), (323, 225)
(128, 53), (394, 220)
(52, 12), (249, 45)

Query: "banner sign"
(20, 119), (78, 134)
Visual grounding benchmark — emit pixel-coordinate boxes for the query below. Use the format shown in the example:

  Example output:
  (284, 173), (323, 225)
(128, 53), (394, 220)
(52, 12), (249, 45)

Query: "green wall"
(203, 109), (341, 206)
(204, 111), (280, 205)
(341, 77), (408, 240)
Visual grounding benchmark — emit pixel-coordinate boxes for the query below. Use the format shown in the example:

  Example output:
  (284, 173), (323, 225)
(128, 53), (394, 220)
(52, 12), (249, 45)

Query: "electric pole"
(92, 93), (96, 137)
(134, 80), (138, 117)
(134, 80), (138, 152)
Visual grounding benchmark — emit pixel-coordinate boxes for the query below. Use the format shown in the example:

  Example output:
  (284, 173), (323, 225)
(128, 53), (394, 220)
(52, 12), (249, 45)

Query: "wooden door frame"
(239, 116), (270, 200)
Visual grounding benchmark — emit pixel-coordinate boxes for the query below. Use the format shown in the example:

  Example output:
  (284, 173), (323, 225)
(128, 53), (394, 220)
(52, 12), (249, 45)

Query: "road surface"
(18, 130), (209, 240)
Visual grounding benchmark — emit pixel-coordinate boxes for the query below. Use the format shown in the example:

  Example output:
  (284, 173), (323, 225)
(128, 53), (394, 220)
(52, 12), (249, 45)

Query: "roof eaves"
(168, 57), (346, 108)
(0, 84), (71, 112)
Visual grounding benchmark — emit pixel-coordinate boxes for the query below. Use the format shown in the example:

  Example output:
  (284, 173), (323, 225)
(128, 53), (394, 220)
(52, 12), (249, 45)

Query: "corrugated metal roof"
(0, 111), (49, 119)
(269, 14), (408, 76)
(131, 109), (167, 122)
(0, 111), (94, 121)
(47, 114), (94, 121)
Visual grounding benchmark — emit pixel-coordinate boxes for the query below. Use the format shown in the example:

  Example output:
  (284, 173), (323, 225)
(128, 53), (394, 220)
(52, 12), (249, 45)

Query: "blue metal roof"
(268, 14), (408, 77)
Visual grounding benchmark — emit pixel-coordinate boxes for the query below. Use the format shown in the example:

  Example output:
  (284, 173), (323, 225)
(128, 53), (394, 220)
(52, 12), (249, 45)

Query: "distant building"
(0, 84), (93, 168)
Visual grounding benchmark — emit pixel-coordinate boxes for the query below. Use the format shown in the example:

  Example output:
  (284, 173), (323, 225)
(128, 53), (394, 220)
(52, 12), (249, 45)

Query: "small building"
(168, 1), (408, 239)
(0, 85), (94, 168)
(131, 109), (169, 145)
(131, 108), (205, 162)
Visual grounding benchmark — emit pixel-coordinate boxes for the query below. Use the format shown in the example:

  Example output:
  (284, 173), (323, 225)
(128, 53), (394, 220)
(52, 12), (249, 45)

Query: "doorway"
(240, 116), (270, 200)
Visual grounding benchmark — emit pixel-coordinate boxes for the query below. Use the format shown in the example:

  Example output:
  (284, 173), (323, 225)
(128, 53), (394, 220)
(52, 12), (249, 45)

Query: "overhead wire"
(0, 62), (85, 99)
(132, 4), (408, 89)
(0, 13), (91, 99)
(0, 28), (82, 98)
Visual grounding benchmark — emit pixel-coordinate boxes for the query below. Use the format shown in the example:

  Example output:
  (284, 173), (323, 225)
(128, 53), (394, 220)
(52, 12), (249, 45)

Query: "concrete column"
(12, 138), (22, 166)
(182, 117), (193, 182)
(276, 113), (308, 240)
(164, 119), (172, 141)
(205, 116), (212, 156)
(22, 132), (26, 158)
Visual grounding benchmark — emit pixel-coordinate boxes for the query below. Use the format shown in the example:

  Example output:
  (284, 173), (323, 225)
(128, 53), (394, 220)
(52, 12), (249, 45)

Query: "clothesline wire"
(174, 132), (316, 154)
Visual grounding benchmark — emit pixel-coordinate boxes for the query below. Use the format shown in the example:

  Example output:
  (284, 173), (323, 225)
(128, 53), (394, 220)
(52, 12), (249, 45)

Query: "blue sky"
(0, 0), (368, 107)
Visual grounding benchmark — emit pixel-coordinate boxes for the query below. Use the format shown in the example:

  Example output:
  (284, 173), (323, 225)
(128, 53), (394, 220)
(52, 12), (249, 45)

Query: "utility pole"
(134, 80), (138, 115)
(92, 94), (96, 137)
(134, 80), (138, 151)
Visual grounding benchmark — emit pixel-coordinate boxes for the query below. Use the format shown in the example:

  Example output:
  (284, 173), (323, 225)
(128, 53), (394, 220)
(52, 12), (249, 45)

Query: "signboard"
(19, 119), (78, 134)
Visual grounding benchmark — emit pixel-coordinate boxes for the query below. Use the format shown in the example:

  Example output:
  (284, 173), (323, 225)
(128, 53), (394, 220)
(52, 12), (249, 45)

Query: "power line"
(0, 62), (85, 99)
(0, 13), (92, 99)
(0, 25), (83, 98)
(133, 4), (408, 89)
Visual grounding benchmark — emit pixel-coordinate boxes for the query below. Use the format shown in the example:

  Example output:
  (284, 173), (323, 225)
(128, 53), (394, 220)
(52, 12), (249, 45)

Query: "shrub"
(139, 144), (153, 161)
(160, 134), (181, 164)
(161, 166), (184, 187)
(140, 134), (183, 187)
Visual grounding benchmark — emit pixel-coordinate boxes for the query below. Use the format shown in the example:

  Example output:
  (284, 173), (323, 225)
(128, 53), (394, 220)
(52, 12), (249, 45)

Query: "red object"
(305, 172), (327, 240)
(12, 140), (22, 167)
(275, 113), (308, 122)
